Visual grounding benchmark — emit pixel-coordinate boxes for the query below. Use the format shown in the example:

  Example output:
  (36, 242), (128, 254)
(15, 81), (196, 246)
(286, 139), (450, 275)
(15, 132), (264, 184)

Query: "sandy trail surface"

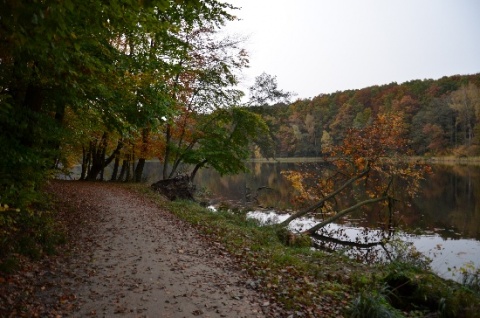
(48, 181), (269, 317)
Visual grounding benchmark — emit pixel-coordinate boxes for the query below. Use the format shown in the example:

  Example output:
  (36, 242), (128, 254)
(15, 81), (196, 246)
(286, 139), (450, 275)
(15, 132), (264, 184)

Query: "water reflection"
(413, 165), (480, 240)
(246, 210), (480, 281)
(190, 161), (480, 281)
(192, 162), (480, 241)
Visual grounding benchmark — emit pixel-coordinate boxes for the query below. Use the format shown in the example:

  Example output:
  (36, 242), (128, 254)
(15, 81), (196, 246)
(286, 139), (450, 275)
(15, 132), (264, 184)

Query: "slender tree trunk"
(125, 156), (131, 182)
(86, 134), (105, 181)
(135, 158), (145, 182)
(99, 143), (107, 181)
(162, 124), (172, 180)
(190, 159), (208, 182)
(135, 128), (150, 182)
(86, 135), (123, 181)
(131, 151), (135, 181)
(111, 155), (120, 181)
(20, 83), (44, 148)
(50, 102), (66, 168)
(80, 146), (88, 180)
(118, 159), (128, 182)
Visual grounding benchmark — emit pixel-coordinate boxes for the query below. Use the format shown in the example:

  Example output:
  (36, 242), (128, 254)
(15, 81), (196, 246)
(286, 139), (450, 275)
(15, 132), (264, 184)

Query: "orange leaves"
(283, 113), (429, 220)
(330, 113), (409, 170)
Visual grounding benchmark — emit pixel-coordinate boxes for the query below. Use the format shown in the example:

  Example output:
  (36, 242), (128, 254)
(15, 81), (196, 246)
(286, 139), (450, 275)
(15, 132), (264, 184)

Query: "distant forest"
(250, 74), (480, 157)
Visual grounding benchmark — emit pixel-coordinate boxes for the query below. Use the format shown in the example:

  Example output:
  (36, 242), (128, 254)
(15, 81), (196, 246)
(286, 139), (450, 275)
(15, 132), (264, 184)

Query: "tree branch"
(303, 195), (388, 235)
(279, 166), (370, 227)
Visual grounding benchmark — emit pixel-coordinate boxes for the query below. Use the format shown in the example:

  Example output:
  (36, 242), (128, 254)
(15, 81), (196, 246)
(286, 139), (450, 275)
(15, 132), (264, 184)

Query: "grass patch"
(130, 184), (480, 317)
(349, 288), (404, 318)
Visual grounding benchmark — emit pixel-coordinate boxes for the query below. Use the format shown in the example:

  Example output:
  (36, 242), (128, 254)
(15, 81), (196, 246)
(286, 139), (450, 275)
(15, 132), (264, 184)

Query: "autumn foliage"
(251, 74), (480, 158)
(281, 113), (431, 234)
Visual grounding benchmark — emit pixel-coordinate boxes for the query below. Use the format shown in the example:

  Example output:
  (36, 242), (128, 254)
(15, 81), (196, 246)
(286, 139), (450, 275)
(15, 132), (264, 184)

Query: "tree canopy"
(0, 0), (262, 206)
(250, 74), (480, 158)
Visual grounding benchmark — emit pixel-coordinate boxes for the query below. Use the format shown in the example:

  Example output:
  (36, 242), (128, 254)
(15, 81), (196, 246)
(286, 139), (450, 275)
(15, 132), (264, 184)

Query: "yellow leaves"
(281, 170), (321, 204)
(0, 204), (20, 212)
(282, 171), (307, 195)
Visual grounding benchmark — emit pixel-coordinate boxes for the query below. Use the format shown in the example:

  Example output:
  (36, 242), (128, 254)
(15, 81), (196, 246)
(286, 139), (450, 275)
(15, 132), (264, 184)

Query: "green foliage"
(0, 206), (66, 272)
(349, 289), (404, 318)
(382, 260), (480, 317)
(0, 0), (240, 207)
(460, 263), (480, 294)
(182, 107), (273, 179)
(247, 72), (295, 106)
(385, 239), (432, 271)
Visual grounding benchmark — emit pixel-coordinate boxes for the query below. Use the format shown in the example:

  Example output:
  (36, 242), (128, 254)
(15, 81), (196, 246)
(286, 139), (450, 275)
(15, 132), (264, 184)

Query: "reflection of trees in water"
(194, 162), (480, 240)
(311, 229), (391, 264)
(412, 165), (480, 240)
(311, 225), (432, 268)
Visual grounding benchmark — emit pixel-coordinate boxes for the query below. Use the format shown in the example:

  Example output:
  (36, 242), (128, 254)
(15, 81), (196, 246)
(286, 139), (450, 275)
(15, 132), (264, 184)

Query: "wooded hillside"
(251, 74), (480, 157)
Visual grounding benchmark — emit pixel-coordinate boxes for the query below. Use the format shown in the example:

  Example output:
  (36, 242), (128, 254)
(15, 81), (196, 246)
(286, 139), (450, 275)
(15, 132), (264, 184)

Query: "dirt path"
(45, 181), (271, 317)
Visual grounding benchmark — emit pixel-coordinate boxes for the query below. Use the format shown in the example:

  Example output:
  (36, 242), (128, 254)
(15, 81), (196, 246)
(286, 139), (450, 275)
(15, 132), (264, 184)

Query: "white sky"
(223, 0), (480, 99)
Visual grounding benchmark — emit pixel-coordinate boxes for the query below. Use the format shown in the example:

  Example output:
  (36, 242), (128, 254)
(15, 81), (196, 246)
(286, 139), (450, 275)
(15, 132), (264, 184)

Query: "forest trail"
(42, 181), (270, 317)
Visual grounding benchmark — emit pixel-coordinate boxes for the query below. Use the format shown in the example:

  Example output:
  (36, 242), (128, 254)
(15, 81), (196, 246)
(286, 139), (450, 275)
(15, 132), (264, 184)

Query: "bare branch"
(304, 195), (388, 235)
(279, 166), (370, 227)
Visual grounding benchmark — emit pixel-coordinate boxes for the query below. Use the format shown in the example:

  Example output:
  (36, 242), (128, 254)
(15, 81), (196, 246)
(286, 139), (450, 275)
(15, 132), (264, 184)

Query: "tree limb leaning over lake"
(303, 195), (389, 235)
(279, 165), (371, 227)
(303, 176), (393, 235)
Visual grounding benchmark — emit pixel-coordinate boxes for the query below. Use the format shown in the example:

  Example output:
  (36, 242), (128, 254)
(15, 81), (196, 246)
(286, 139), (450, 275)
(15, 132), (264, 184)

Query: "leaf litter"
(1, 180), (283, 317)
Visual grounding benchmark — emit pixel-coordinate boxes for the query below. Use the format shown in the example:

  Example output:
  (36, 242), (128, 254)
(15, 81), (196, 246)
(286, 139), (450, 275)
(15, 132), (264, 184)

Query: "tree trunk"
(125, 157), (131, 182)
(20, 83), (44, 148)
(80, 146), (88, 180)
(50, 102), (66, 168)
(280, 166), (370, 227)
(99, 142), (107, 181)
(162, 124), (171, 180)
(134, 158), (146, 182)
(111, 155), (120, 181)
(118, 159), (128, 182)
(86, 135), (123, 181)
(134, 128), (150, 182)
(190, 159), (208, 182)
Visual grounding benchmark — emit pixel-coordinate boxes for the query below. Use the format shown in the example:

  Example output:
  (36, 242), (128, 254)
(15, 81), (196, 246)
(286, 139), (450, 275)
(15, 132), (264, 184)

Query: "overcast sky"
(223, 0), (480, 100)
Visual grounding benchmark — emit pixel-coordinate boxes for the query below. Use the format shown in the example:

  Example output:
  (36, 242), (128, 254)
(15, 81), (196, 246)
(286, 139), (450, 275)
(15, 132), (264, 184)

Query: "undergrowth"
(0, 200), (66, 273)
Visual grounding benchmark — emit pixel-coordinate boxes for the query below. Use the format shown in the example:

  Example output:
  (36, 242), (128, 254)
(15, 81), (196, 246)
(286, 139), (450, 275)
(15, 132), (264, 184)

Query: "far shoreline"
(247, 156), (480, 165)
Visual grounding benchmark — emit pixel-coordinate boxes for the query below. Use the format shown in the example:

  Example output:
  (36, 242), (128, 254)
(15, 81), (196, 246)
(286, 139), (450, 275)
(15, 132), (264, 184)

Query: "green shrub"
(460, 263), (480, 294)
(349, 289), (403, 318)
